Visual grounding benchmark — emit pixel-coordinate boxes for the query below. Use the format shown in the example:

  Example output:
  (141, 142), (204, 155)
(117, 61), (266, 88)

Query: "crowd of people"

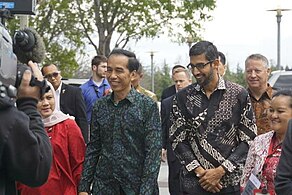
(2, 40), (292, 195)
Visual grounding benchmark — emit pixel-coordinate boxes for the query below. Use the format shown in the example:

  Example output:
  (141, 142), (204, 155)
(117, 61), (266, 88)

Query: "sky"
(127, 0), (292, 72)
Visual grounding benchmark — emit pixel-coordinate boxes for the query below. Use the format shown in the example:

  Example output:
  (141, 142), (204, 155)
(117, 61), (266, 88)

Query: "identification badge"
(242, 173), (261, 195)
(253, 189), (273, 195)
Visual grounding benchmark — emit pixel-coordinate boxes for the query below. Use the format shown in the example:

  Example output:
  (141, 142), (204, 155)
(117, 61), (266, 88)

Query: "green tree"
(8, 0), (216, 77)
(7, 1), (83, 78)
(154, 63), (173, 100)
(140, 63), (172, 100)
(225, 63), (246, 87)
(75, 0), (216, 56)
(31, 0), (84, 78)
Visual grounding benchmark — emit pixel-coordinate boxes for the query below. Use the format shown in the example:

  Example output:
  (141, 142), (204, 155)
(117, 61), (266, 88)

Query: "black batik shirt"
(169, 78), (257, 188)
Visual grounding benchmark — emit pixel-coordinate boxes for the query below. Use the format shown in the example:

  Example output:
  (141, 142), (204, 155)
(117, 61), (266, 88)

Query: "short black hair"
(136, 62), (143, 75)
(218, 52), (226, 65)
(109, 49), (139, 72)
(41, 63), (59, 75)
(189, 41), (218, 61)
(91, 55), (107, 67)
(273, 89), (292, 108)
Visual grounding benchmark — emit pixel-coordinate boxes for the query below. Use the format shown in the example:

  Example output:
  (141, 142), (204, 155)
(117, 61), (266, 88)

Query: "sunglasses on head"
(44, 71), (60, 79)
(187, 60), (214, 70)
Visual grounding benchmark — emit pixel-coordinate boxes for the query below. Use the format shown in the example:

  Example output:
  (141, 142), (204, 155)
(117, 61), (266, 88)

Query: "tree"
(154, 63), (173, 100)
(140, 62), (172, 100)
(30, 0), (84, 78)
(7, 1), (84, 78)
(225, 63), (246, 87)
(75, 0), (216, 56)
(8, 0), (216, 77)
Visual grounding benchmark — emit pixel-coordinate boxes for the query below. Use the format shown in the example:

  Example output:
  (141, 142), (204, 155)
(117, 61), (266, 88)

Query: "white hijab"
(41, 81), (74, 127)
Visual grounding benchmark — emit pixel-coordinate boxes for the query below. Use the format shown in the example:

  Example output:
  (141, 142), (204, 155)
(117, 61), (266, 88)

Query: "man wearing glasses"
(169, 41), (256, 194)
(41, 64), (88, 143)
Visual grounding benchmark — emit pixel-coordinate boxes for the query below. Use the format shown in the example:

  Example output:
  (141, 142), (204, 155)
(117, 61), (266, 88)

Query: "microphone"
(12, 28), (48, 97)
(13, 27), (46, 64)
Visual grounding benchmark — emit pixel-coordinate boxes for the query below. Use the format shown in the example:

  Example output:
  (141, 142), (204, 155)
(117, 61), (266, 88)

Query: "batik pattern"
(170, 79), (257, 189)
(78, 88), (161, 195)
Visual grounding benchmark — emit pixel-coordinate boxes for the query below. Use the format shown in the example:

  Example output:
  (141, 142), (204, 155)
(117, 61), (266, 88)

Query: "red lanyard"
(266, 135), (282, 159)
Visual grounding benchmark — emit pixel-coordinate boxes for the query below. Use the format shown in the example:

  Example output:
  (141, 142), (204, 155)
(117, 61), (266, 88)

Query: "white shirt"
(55, 82), (62, 111)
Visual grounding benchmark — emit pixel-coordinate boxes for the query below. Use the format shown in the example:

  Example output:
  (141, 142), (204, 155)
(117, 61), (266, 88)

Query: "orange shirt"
(248, 84), (275, 135)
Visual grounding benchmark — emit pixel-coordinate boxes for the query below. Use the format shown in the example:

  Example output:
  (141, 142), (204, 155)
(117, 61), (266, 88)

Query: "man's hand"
(199, 166), (225, 193)
(27, 61), (43, 81)
(17, 61), (43, 100)
(161, 149), (167, 162)
(78, 192), (88, 195)
(194, 166), (206, 178)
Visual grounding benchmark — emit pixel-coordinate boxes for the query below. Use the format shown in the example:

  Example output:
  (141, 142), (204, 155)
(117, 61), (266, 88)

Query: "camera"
(0, 2), (47, 98)
(0, 22), (17, 89)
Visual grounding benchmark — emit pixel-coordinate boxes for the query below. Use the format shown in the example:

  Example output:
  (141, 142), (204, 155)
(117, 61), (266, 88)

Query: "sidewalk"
(158, 162), (170, 195)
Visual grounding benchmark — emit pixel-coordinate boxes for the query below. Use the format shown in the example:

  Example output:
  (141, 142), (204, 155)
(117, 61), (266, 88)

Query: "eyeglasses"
(187, 60), (214, 70)
(44, 71), (60, 79)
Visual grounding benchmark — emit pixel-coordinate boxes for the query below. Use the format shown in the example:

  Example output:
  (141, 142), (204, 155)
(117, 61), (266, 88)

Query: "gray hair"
(245, 54), (269, 68)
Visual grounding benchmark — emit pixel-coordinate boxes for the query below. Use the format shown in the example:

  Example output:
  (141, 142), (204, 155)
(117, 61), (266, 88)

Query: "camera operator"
(0, 61), (52, 195)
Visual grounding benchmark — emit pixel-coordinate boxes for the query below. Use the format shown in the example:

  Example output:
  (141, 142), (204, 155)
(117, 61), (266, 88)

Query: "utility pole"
(268, 8), (291, 70)
(187, 34), (193, 49)
(19, 15), (29, 28)
(147, 50), (157, 92)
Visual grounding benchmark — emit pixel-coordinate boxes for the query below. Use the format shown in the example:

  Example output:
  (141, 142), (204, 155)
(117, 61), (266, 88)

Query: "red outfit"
(18, 119), (85, 195)
(261, 135), (282, 194)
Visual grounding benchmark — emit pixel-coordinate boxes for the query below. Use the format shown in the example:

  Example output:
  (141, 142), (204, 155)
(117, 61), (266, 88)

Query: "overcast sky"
(128, 0), (292, 72)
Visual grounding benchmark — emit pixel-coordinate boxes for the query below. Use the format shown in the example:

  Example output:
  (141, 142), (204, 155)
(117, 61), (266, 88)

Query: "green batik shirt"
(78, 88), (162, 195)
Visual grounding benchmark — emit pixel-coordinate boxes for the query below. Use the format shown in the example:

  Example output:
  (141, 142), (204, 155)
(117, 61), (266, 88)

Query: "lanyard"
(260, 134), (281, 191)
(266, 135), (282, 159)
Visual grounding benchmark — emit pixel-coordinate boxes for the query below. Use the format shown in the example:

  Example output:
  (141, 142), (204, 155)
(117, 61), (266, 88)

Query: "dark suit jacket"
(161, 95), (182, 195)
(275, 119), (292, 194)
(60, 83), (88, 143)
(161, 95), (177, 162)
(161, 85), (176, 101)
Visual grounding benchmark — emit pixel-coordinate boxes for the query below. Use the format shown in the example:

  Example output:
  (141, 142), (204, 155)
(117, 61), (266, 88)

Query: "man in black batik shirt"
(169, 41), (257, 195)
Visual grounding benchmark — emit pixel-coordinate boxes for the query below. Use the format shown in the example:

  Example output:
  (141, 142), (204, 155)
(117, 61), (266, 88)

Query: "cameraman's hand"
(17, 70), (40, 100)
(27, 61), (43, 81)
(17, 61), (44, 100)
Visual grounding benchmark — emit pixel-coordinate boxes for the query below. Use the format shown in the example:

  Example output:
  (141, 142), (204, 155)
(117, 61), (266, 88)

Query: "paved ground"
(158, 162), (170, 195)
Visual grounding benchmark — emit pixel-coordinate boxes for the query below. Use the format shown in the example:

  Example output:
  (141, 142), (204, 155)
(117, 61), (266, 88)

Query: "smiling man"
(169, 40), (256, 195)
(245, 54), (276, 135)
(78, 49), (161, 195)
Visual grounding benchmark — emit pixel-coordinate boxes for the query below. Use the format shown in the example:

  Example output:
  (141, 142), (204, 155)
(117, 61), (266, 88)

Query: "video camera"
(0, 0), (47, 98)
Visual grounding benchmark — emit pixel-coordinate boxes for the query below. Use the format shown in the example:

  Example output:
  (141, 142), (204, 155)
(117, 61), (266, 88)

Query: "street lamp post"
(268, 8), (291, 70)
(187, 35), (193, 49)
(150, 51), (154, 92)
(147, 51), (157, 93)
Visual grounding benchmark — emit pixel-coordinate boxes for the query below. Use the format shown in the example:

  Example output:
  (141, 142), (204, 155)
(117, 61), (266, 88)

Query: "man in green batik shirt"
(78, 49), (162, 195)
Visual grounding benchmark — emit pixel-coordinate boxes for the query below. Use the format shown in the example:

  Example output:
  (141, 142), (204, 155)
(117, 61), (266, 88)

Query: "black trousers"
(168, 159), (182, 195)
(181, 184), (240, 195)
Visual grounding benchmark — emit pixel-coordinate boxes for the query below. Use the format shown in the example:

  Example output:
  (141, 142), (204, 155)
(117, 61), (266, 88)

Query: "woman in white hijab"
(18, 82), (86, 195)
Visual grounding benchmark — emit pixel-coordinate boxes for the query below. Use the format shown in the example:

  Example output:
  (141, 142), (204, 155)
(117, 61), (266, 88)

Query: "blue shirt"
(80, 78), (111, 123)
